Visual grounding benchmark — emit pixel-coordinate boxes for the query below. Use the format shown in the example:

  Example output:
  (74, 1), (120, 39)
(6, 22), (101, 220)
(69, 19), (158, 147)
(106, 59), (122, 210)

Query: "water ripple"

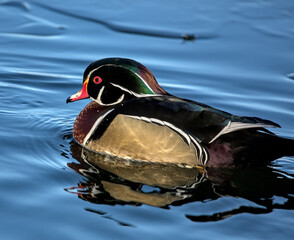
(32, 1), (196, 41)
(0, 80), (53, 93)
(0, 0), (293, 238)
(0, 0), (64, 37)
(0, 0), (30, 11)
(9, 68), (79, 80)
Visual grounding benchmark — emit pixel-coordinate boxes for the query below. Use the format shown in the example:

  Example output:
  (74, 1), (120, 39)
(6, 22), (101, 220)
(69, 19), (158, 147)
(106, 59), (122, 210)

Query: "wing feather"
(209, 119), (280, 143)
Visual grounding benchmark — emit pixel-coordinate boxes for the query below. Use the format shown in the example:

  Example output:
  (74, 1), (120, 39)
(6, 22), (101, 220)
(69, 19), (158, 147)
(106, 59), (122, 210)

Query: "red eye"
(93, 76), (102, 84)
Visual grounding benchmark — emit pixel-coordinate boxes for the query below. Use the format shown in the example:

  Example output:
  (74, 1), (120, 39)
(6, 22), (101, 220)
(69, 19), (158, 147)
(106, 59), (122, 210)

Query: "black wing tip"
(258, 117), (281, 128)
(238, 116), (281, 128)
(273, 122), (281, 128)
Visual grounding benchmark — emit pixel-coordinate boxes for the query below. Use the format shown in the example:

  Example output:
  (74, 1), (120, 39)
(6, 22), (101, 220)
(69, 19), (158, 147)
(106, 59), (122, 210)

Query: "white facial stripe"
(87, 63), (155, 94)
(87, 65), (103, 80)
(96, 85), (125, 106)
(83, 109), (114, 145)
(108, 64), (155, 94)
(110, 83), (161, 98)
(96, 85), (105, 103)
(110, 83), (134, 96)
(124, 65), (155, 94)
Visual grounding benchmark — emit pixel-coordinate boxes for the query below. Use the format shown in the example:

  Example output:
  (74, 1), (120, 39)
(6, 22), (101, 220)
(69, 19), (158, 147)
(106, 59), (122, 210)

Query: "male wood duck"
(67, 58), (294, 167)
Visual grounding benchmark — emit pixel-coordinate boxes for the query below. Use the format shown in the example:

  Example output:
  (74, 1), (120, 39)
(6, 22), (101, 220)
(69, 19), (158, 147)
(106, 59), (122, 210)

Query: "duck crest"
(83, 58), (167, 96)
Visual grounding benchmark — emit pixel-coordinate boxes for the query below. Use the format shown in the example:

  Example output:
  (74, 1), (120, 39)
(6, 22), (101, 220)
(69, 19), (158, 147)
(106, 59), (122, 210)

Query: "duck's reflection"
(67, 141), (294, 222)
(68, 141), (205, 207)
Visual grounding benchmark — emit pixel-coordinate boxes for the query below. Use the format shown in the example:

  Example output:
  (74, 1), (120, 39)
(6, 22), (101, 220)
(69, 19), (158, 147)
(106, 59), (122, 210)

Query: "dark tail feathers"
(216, 130), (294, 166)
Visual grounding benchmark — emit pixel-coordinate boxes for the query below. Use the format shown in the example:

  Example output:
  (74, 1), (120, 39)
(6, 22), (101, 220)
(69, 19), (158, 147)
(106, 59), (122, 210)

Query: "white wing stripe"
(209, 121), (279, 144)
(190, 135), (203, 161)
(224, 122), (277, 134)
(149, 118), (164, 126)
(209, 121), (231, 144)
(83, 109), (114, 145)
(140, 116), (151, 123)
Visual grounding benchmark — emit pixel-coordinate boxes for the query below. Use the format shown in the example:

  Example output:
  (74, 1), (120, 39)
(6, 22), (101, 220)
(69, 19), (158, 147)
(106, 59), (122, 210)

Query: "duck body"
(68, 58), (294, 167)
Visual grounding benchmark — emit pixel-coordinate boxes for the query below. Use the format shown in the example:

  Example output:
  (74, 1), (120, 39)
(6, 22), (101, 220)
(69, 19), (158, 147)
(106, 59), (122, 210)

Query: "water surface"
(0, 0), (294, 239)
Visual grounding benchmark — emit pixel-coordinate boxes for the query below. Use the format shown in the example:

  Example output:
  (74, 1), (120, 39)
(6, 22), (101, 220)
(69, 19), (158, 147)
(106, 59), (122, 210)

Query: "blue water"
(1, 0), (294, 239)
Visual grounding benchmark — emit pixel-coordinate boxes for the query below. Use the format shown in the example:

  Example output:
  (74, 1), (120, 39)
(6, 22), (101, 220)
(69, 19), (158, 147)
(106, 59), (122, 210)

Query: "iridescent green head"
(67, 58), (167, 105)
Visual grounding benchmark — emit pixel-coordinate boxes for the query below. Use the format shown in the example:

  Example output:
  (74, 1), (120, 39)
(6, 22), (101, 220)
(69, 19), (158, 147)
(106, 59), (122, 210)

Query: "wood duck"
(67, 58), (294, 167)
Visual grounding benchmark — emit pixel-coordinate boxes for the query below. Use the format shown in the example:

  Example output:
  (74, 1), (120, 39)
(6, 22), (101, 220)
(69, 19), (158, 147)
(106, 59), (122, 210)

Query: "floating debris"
(287, 73), (294, 80)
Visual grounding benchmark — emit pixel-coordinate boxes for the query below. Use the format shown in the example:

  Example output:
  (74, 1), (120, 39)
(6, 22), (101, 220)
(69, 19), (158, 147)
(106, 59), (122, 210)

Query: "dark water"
(1, 0), (294, 239)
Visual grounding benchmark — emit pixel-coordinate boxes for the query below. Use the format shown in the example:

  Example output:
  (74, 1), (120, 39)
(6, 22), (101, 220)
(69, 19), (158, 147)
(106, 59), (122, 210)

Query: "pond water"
(1, 0), (294, 239)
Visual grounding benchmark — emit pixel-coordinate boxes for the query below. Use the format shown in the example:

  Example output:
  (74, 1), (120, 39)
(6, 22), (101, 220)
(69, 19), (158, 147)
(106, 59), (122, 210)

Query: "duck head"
(67, 58), (167, 106)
